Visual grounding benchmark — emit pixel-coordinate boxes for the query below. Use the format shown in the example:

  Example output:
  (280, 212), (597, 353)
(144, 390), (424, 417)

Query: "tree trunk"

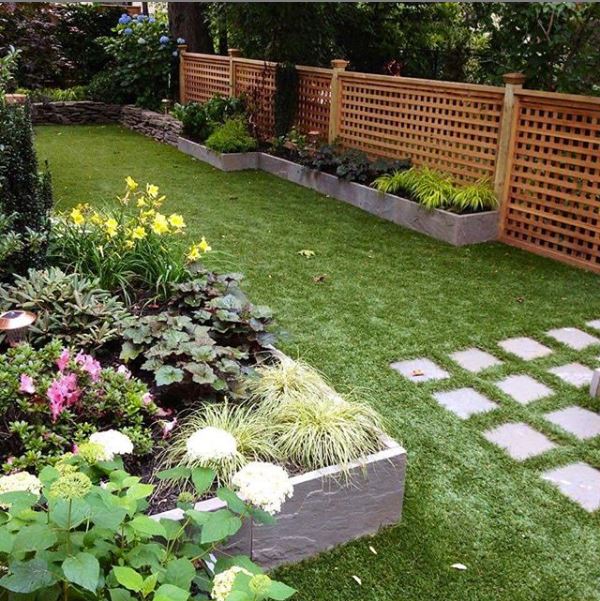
(168, 2), (213, 53)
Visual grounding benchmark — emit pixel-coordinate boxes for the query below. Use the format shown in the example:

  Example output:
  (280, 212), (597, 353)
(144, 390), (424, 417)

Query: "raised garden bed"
(177, 137), (499, 246)
(152, 435), (406, 569)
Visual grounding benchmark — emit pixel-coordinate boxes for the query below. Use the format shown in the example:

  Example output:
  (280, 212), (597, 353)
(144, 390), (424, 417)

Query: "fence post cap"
(331, 59), (349, 70)
(503, 72), (525, 85)
(228, 48), (242, 57)
(177, 44), (187, 52)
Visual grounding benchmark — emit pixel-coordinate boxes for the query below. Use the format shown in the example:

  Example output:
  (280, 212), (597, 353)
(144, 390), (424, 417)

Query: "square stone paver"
(483, 422), (557, 461)
(495, 374), (553, 405)
(546, 327), (600, 350)
(586, 319), (600, 331)
(544, 406), (600, 440)
(450, 348), (502, 373)
(542, 462), (600, 512)
(548, 363), (594, 388)
(498, 337), (553, 361)
(390, 358), (449, 383)
(433, 387), (498, 419)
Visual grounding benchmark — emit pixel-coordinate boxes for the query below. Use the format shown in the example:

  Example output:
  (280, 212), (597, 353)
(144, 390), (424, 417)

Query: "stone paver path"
(542, 463), (600, 512)
(546, 327), (600, 350)
(449, 348), (502, 373)
(495, 374), (553, 405)
(433, 388), (497, 419)
(548, 363), (595, 388)
(498, 337), (553, 361)
(390, 358), (449, 383)
(392, 323), (600, 511)
(483, 422), (557, 461)
(544, 406), (600, 440)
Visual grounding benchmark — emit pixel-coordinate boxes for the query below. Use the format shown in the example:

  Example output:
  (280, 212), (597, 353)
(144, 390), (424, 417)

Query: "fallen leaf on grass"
(451, 563), (467, 571)
(313, 274), (328, 283)
(298, 249), (316, 258)
(411, 369), (425, 376)
(352, 575), (362, 586)
(369, 545), (378, 555)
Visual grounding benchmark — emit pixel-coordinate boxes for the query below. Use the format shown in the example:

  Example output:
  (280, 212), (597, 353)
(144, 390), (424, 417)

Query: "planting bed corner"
(178, 137), (259, 171)
(152, 435), (407, 569)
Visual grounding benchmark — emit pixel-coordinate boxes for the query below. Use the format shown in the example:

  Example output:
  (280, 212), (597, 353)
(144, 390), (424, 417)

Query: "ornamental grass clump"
(159, 402), (278, 486)
(49, 177), (212, 303)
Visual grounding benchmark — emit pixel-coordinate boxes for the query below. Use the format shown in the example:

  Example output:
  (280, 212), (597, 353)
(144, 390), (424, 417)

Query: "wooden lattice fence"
(179, 48), (600, 273)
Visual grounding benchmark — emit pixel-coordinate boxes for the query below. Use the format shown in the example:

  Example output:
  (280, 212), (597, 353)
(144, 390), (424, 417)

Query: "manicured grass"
(36, 125), (600, 601)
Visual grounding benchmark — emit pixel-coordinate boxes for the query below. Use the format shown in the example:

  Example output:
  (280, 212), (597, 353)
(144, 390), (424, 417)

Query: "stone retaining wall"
(31, 101), (122, 125)
(31, 101), (182, 147)
(120, 105), (182, 146)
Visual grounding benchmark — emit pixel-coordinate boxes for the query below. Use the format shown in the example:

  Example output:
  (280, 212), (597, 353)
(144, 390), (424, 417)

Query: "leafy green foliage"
(0, 46), (20, 96)
(0, 461), (294, 601)
(205, 116), (258, 154)
(373, 167), (498, 213)
(160, 402), (278, 486)
(0, 102), (53, 277)
(274, 62), (299, 137)
(96, 14), (178, 109)
(173, 95), (246, 142)
(119, 271), (275, 400)
(0, 267), (130, 351)
(19, 85), (88, 102)
(297, 143), (411, 185)
(0, 342), (157, 473)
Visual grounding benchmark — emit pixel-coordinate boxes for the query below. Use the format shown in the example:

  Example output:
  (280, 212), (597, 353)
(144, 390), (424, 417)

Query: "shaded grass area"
(36, 125), (600, 601)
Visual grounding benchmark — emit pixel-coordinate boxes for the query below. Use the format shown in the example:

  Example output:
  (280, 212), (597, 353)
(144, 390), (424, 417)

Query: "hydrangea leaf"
(154, 583), (189, 601)
(200, 509), (242, 544)
(130, 515), (167, 538)
(62, 552), (100, 593)
(112, 566), (143, 593)
(164, 558), (195, 589)
(0, 558), (57, 593)
(191, 467), (215, 495)
(12, 524), (57, 554)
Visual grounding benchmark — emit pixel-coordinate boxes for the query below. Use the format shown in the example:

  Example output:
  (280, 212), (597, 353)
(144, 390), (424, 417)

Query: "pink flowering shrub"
(0, 340), (158, 473)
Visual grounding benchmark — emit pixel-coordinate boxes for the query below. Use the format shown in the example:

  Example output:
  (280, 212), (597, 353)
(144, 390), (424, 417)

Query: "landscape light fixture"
(0, 310), (37, 345)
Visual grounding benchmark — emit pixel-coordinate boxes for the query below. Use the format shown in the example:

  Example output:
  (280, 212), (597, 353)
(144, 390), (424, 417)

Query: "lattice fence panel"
(500, 93), (600, 272)
(233, 61), (276, 139)
(296, 68), (332, 137)
(183, 55), (229, 104)
(337, 73), (504, 183)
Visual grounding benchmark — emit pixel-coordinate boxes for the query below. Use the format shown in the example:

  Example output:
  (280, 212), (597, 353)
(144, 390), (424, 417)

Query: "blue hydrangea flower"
(118, 14), (131, 25)
(149, 17), (155, 23)
(137, 14), (148, 21)
(159, 35), (169, 45)
(177, 38), (186, 45)
(172, 51), (178, 57)
(123, 27), (133, 36)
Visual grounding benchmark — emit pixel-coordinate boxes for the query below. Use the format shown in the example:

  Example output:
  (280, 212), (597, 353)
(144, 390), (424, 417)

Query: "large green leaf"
(12, 524), (57, 554)
(62, 552), (100, 593)
(156, 467), (191, 482)
(49, 499), (90, 529)
(109, 588), (134, 601)
(129, 516), (166, 538)
(154, 583), (190, 601)
(216, 488), (246, 514)
(164, 558), (195, 590)
(268, 580), (297, 600)
(0, 559), (57, 593)
(155, 365), (185, 386)
(0, 527), (14, 553)
(200, 509), (242, 544)
(112, 567), (143, 593)
(191, 467), (215, 495)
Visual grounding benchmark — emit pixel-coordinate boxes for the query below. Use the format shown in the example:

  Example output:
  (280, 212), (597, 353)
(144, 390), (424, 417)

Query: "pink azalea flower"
(117, 365), (131, 379)
(72, 443), (79, 454)
(56, 349), (71, 372)
(162, 418), (177, 439)
(19, 374), (36, 394)
(75, 351), (102, 382)
(141, 392), (153, 406)
(47, 373), (82, 422)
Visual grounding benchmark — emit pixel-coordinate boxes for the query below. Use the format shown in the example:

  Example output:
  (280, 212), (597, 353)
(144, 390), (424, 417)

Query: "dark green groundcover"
(35, 125), (600, 601)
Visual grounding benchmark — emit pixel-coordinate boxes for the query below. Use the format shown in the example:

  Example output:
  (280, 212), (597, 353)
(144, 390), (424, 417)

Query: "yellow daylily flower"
(124, 239), (135, 249)
(146, 183), (159, 197)
(70, 208), (85, 226)
(131, 225), (147, 240)
(104, 217), (118, 238)
(125, 176), (138, 191)
(136, 197), (147, 208)
(186, 244), (201, 262)
(139, 208), (156, 223)
(151, 213), (170, 235)
(168, 213), (186, 230)
(90, 212), (103, 226)
(198, 237), (211, 253)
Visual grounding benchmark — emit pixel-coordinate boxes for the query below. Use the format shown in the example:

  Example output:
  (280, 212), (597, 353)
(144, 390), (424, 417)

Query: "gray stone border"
(178, 139), (499, 246)
(151, 435), (406, 569)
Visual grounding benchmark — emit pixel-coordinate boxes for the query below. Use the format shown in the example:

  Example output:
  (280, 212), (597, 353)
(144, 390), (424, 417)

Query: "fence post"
(178, 44), (188, 103)
(493, 72), (525, 204)
(228, 48), (242, 97)
(328, 59), (349, 144)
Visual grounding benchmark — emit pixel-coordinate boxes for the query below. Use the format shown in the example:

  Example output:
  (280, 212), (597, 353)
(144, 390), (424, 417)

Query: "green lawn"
(36, 125), (600, 601)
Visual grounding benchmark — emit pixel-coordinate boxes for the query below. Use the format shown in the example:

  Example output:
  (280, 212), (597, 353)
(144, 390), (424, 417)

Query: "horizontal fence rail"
(179, 48), (600, 273)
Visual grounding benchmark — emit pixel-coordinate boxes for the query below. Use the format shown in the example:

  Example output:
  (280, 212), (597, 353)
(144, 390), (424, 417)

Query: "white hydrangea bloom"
(211, 566), (251, 601)
(0, 472), (42, 506)
(89, 430), (134, 461)
(186, 426), (237, 462)
(232, 462), (293, 515)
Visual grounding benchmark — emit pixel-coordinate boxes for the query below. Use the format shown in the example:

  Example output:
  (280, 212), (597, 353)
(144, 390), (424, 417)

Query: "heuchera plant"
(0, 456), (296, 601)
(0, 341), (158, 473)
